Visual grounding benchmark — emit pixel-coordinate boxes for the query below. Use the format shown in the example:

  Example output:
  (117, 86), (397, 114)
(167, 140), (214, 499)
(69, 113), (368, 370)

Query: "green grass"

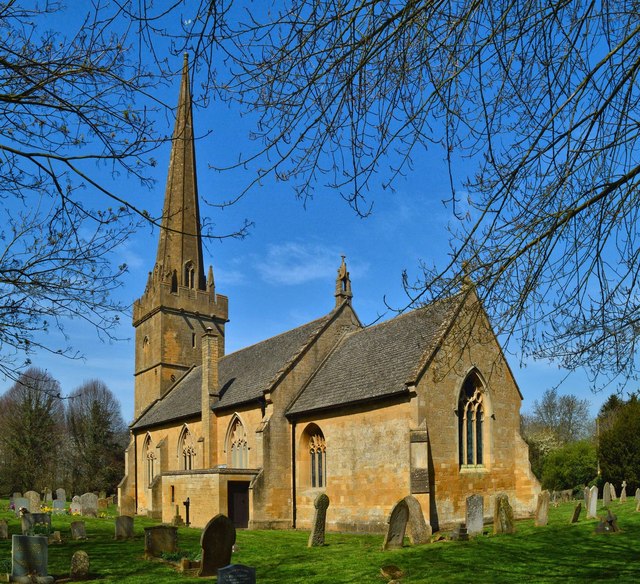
(1, 499), (640, 582)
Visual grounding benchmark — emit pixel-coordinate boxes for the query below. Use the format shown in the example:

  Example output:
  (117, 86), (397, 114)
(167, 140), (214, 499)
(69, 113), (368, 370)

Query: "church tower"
(132, 55), (228, 418)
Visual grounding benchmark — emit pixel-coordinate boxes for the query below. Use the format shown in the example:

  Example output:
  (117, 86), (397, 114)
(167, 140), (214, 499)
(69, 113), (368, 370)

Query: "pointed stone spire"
(154, 53), (206, 291)
(335, 255), (353, 307)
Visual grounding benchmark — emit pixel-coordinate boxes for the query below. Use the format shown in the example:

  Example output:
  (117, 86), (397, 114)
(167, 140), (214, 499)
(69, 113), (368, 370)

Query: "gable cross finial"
(335, 255), (353, 307)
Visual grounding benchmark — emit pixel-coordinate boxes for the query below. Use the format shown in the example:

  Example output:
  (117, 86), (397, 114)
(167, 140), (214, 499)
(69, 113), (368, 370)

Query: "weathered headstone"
(97, 498), (109, 512)
(451, 523), (469, 541)
(98, 490), (106, 500)
(144, 525), (178, 557)
(463, 494), (482, 537)
(308, 493), (330, 547)
(13, 497), (29, 516)
(43, 488), (53, 504)
(588, 485), (598, 518)
(21, 511), (52, 536)
(55, 488), (66, 502)
(382, 499), (409, 550)
(24, 490), (41, 513)
(0, 519), (8, 540)
(53, 500), (66, 515)
(584, 487), (590, 511)
(610, 483), (617, 501)
(172, 505), (184, 526)
(70, 550), (90, 580)
(493, 494), (515, 534)
(595, 509), (620, 533)
(199, 514), (236, 577)
(570, 502), (582, 523)
(535, 490), (550, 527)
(11, 534), (54, 583)
(217, 564), (257, 584)
(635, 487), (640, 503)
(114, 516), (134, 540)
(119, 494), (135, 517)
(70, 521), (87, 540)
(404, 495), (431, 544)
(603, 482), (611, 507)
(620, 481), (627, 502)
(80, 492), (98, 517)
(49, 530), (62, 544)
(70, 496), (82, 515)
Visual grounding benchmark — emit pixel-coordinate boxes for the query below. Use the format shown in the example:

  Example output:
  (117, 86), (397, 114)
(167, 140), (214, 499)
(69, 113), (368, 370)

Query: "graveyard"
(1, 494), (640, 583)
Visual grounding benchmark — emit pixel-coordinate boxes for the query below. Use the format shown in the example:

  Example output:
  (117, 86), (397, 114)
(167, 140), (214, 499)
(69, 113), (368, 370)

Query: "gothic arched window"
(458, 372), (485, 467)
(143, 434), (156, 486)
(226, 416), (248, 468)
(300, 424), (327, 488)
(178, 426), (196, 470)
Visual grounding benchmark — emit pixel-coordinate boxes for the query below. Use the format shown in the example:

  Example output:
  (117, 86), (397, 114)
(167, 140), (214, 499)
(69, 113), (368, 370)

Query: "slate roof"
(131, 314), (331, 429)
(286, 297), (460, 416)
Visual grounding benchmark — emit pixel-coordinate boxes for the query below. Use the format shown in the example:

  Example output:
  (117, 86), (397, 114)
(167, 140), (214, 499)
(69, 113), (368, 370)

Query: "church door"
(227, 481), (250, 528)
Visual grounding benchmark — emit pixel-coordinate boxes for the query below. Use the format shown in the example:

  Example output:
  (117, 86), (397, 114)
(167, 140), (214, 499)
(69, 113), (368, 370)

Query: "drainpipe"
(291, 420), (297, 529)
(134, 432), (138, 512)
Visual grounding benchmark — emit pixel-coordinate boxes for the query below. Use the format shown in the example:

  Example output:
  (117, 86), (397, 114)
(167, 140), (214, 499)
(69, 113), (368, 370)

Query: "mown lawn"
(1, 498), (640, 582)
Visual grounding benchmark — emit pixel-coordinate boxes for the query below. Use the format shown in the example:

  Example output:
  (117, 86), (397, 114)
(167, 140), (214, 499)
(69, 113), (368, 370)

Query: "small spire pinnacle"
(335, 255), (353, 307)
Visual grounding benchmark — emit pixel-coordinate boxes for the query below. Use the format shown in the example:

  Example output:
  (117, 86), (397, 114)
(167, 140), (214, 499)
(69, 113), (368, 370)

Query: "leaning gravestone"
(199, 514), (236, 577)
(13, 497), (29, 516)
(382, 499), (409, 550)
(217, 564), (257, 584)
(535, 490), (550, 527)
(55, 488), (66, 502)
(119, 494), (136, 517)
(70, 550), (90, 580)
(570, 502), (582, 523)
(493, 494), (515, 534)
(114, 516), (134, 540)
(52, 500), (66, 515)
(404, 495), (431, 544)
(610, 483), (617, 501)
(144, 525), (178, 557)
(465, 494), (484, 537)
(70, 521), (87, 540)
(11, 534), (54, 583)
(603, 482), (611, 507)
(620, 481), (627, 502)
(0, 519), (8, 540)
(308, 493), (330, 547)
(24, 491), (41, 513)
(80, 493), (98, 517)
(588, 485), (598, 519)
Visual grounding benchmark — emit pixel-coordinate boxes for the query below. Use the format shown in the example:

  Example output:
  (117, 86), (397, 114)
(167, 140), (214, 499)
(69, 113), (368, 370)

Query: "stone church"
(118, 57), (540, 532)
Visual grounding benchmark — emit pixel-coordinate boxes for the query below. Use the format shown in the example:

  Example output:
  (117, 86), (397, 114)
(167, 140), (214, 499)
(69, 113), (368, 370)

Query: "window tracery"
(458, 373), (485, 467)
(227, 417), (248, 468)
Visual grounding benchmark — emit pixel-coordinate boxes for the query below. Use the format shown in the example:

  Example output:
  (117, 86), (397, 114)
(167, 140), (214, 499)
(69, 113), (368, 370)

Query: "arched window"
(143, 434), (156, 486)
(178, 426), (196, 470)
(300, 424), (327, 488)
(185, 261), (195, 289)
(458, 372), (485, 467)
(226, 416), (248, 468)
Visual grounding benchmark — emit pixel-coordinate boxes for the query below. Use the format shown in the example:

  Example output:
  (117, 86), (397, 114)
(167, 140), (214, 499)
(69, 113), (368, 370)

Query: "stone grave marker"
(493, 494), (515, 534)
(603, 482), (611, 507)
(144, 525), (178, 557)
(114, 516), (134, 540)
(13, 497), (29, 516)
(53, 500), (66, 515)
(55, 487), (66, 502)
(49, 530), (62, 544)
(70, 550), (90, 580)
(535, 490), (550, 527)
(218, 564), (257, 584)
(13, 491), (22, 500)
(99, 490), (106, 500)
(584, 487), (590, 511)
(610, 483), (617, 500)
(119, 494), (136, 517)
(70, 495), (82, 515)
(595, 509), (620, 533)
(24, 490), (41, 512)
(382, 498), (409, 550)
(635, 487), (640, 503)
(21, 511), (52, 536)
(308, 493), (330, 547)
(588, 486), (598, 518)
(198, 514), (236, 577)
(404, 495), (431, 544)
(71, 521), (87, 540)
(620, 480), (627, 502)
(570, 502), (582, 523)
(80, 492), (98, 517)
(97, 498), (109, 512)
(0, 519), (8, 540)
(11, 534), (54, 583)
(43, 488), (53, 504)
(465, 494), (483, 537)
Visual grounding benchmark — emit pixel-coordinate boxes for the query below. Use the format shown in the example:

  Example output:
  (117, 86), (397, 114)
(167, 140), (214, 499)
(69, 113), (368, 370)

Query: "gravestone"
(80, 493), (98, 517)
(53, 500), (66, 515)
(172, 505), (185, 526)
(99, 490), (106, 500)
(49, 531), (62, 544)
(217, 564), (257, 584)
(308, 493), (330, 547)
(119, 494), (135, 517)
(70, 550), (90, 580)
(610, 483), (617, 500)
(0, 519), (8, 540)
(493, 494), (515, 534)
(144, 525), (178, 557)
(404, 495), (431, 544)
(11, 534), (54, 583)
(595, 509), (620, 533)
(55, 488), (66, 502)
(588, 485), (598, 518)
(97, 498), (109, 512)
(24, 490), (41, 512)
(635, 487), (640, 503)
(114, 516), (134, 540)
(70, 495), (82, 515)
(603, 482), (611, 507)
(451, 523), (469, 541)
(13, 497), (29, 516)
(13, 491), (22, 500)
(70, 521), (87, 540)
(382, 499), (409, 550)
(584, 487), (590, 510)
(198, 514), (236, 577)
(21, 511), (52, 536)
(43, 488), (52, 504)
(620, 481), (627, 502)
(465, 494), (484, 537)
(535, 490), (550, 527)
(570, 502), (582, 523)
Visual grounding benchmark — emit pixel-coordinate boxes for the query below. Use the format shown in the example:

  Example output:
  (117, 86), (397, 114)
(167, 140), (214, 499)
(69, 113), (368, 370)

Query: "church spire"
(335, 256), (353, 307)
(154, 53), (206, 291)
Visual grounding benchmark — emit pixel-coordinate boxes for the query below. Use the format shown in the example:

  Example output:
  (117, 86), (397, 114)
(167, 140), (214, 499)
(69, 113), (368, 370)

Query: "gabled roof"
(286, 296), (460, 417)
(131, 314), (333, 430)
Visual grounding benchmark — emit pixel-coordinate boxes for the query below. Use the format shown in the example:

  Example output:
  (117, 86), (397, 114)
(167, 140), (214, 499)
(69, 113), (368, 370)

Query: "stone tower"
(132, 55), (228, 418)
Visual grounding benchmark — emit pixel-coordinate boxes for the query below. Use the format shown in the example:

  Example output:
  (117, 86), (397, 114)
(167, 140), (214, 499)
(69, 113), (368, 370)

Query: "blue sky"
(1, 56), (613, 422)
